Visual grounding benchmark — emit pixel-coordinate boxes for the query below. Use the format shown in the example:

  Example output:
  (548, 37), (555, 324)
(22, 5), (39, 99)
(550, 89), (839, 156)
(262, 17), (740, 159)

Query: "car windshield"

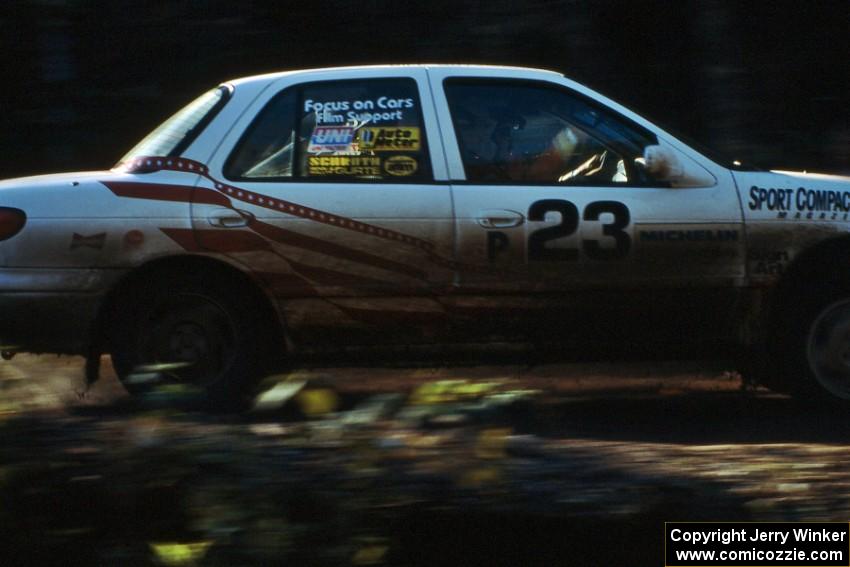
(633, 112), (762, 171)
(116, 85), (231, 167)
(663, 125), (762, 171)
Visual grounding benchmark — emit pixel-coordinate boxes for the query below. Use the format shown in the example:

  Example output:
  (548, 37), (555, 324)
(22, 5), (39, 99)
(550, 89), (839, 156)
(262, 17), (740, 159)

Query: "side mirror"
(637, 145), (715, 188)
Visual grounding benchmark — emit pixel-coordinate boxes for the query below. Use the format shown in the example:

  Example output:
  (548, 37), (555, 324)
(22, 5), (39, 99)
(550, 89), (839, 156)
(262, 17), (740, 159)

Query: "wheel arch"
(94, 253), (287, 358)
(767, 234), (850, 330)
(743, 235), (850, 393)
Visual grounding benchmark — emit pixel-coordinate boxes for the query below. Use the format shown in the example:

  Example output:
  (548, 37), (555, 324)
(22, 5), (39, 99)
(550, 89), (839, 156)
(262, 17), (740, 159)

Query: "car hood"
(735, 169), (850, 189)
(0, 168), (193, 218)
(0, 170), (112, 191)
(734, 169), (850, 196)
(769, 169), (850, 184)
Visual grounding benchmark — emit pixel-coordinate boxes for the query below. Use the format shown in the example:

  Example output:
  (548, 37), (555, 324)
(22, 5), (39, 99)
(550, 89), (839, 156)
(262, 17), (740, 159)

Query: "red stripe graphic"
(110, 156), (519, 281)
(161, 228), (273, 254)
(159, 227), (200, 251)
(331, 304), (448, 327)
(253, 270), (320, 297)
(246, 218), (425, 280)
(197, 229), (272, 253)
(108, 183), (425, 279)
(116, 156), (435, 252)
(106, 161), (430, 279)
(102, 181), (230, 207)
(162, 224), (424, 284)
(287, 259), (396, 290)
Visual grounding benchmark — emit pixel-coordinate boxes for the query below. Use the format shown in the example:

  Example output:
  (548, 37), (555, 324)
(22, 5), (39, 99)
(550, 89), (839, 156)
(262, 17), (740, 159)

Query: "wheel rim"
(807, 298), (850, 399)
(137, 293), (236, 386)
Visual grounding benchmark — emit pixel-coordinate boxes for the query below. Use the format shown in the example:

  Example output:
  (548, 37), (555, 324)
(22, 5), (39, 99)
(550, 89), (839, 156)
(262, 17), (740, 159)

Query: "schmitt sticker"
(308, 156), (381, 176)
(357, 127), (421, 151)
(383, 156), (418, 176)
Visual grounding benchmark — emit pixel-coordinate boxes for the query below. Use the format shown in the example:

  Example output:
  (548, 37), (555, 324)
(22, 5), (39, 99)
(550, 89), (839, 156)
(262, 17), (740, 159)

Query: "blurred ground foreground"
(2, 355), (850, 566)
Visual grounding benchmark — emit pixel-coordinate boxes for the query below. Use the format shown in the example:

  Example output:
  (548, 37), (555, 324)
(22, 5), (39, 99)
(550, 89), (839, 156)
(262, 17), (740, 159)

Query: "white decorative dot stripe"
(119, 156), (513, 278)
(121, 156), (437, 253)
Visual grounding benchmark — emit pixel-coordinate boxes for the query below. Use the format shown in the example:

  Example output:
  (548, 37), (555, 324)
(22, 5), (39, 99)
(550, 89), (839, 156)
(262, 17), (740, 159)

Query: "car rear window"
(225, 77), (430, 182)
(117, 85), (231, 166)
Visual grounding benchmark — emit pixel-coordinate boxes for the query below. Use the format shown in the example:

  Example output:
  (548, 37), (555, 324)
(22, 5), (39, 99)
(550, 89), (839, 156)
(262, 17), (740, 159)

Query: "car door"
(428, 68), (745, 348)
(192, 68), (456, 346)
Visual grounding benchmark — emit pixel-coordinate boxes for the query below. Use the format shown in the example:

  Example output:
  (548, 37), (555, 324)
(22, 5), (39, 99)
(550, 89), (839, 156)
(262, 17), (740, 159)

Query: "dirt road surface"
(2, 355), (849, 565)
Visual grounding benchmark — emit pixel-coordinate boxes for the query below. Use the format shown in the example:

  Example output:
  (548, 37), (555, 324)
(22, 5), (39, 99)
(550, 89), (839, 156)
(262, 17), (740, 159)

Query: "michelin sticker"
(634, 223), (743, 270)
(638, 228), (739, 242)
(304, 97), (415, 125)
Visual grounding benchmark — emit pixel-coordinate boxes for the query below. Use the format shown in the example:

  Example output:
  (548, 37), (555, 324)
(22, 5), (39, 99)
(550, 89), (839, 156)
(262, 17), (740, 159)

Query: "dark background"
(1, 0), (849, 179)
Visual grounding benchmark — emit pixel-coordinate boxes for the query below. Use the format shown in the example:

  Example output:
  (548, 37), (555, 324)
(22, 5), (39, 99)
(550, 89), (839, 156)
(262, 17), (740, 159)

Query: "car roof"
(226, 64), (564, 87)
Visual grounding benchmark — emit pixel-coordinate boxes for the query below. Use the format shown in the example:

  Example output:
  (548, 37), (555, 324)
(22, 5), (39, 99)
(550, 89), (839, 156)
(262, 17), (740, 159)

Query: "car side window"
(226, 77), (430, 182)
(444, 79), (657, 185)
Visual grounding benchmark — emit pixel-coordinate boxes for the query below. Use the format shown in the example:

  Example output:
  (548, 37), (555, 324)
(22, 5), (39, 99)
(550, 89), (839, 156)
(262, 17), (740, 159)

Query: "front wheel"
(765, 286), (850, 405)
(805, 297), (850, 400)
(110, 275), (271, 410)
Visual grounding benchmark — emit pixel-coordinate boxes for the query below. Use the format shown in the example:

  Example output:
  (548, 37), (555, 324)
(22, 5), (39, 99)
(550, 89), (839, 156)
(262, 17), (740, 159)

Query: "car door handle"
(476, 210), (524, 229)
(207, 209), (253, 228)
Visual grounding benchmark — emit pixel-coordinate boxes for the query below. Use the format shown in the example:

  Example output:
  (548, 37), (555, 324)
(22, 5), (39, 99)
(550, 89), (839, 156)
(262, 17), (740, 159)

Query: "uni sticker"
(307, 125), (356, 154)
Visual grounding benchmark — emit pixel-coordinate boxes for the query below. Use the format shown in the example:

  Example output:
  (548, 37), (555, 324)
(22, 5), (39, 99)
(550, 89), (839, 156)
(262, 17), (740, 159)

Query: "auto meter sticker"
(308, 156), (382, 176)
(307, 125), (356, 154)
(357, 127), (420, 151)
(383, 156), (418, 176)
(748, 185), (850, 220)
(304, 97), (415, 125)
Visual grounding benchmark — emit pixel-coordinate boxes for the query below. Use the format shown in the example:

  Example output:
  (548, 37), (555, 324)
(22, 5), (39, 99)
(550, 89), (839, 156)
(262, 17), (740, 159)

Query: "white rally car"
(2, 64), (849, 407)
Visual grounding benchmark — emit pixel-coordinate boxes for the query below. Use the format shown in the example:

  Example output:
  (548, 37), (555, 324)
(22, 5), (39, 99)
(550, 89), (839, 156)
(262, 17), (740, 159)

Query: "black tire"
(110, 274), (271, 410)
(770, 283), (850, 405)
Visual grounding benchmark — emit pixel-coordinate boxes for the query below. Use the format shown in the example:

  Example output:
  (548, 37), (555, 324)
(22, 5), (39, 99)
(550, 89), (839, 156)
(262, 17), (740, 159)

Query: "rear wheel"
(110, 275), (271, 410)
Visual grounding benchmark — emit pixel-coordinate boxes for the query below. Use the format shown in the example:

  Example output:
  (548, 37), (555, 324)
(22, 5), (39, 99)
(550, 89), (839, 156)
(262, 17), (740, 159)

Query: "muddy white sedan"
(2, 64), (849, 407)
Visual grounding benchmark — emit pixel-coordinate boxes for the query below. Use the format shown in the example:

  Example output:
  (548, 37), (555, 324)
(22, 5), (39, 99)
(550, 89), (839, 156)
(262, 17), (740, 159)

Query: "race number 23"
(528, 199), (631, 261)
